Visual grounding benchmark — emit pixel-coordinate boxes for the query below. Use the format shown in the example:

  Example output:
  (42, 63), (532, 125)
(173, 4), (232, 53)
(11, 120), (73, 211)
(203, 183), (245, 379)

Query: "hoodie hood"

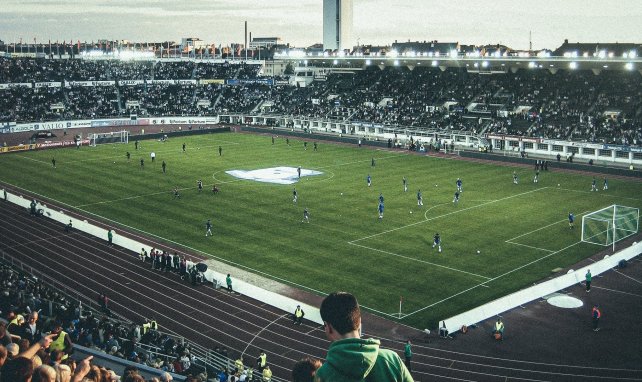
(323, 337), (380, 379)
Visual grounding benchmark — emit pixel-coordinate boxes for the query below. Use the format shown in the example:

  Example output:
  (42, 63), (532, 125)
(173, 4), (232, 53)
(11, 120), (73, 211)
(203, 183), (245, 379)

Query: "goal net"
(581, 205), (639, 246)
(89, 131), (129, 147)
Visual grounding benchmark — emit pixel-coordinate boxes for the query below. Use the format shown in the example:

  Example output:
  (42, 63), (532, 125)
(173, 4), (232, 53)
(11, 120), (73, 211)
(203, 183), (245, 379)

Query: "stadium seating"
(0, 57), (640, 146)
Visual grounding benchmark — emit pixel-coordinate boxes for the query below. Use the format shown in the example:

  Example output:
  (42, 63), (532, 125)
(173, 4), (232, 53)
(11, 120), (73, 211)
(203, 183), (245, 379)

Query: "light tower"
(323, 0), (353, 51)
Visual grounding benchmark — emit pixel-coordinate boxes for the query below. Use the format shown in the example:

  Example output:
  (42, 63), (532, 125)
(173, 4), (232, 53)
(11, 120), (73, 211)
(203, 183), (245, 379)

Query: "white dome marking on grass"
(546, 293), (583, 309)
(226, 166), (323, 185)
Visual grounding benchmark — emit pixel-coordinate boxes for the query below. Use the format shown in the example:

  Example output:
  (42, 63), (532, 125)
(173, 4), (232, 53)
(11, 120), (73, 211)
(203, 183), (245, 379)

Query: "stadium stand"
(1, 58), (640, 147)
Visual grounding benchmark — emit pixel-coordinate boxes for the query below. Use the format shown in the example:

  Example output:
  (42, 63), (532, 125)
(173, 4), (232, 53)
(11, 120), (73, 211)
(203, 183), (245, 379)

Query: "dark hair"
(1, 356), (34, 382)
(320, 292), (360, 335)
(292, 357), (322, 382)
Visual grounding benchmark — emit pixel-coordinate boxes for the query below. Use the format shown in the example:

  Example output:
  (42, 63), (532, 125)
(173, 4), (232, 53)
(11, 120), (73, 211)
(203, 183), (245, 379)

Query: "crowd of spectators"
(0, 262), (245, 382)
(1, 57), (640, 146)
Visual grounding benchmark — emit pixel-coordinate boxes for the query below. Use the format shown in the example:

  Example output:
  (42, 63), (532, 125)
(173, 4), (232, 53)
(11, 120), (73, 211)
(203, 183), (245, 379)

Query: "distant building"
(250, 37), (282, 49)
(391, 40), (460, 56)
(553, 39), (640, 58)
(181, 37), (207, 52)
(323, 0), (353, 51)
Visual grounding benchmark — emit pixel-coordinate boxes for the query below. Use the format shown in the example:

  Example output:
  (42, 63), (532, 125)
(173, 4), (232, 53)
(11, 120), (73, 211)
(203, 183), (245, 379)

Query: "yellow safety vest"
(9, 314), (24, 325)
(259, 353), (267, 367)
(49, 331), (69, 359)
(262, 368), (272, 381)
(495, 322), (504, 332)
(235, 358), (244, 372)
(142, 323), (150, 334)
(295, 308), (303, 318)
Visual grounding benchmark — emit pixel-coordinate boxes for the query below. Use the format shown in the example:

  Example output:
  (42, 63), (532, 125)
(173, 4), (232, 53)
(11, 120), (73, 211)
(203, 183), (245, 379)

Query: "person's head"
(55, 363), (72, 382)
(291, 357), (322, 382)
(407, 339), (411, 344)
(320, 292), (361, 340)
(159, 371), (173, 382)
(51, 320), (63, 334)
(32, 364), (56, 382)
(6, 342), (19, 359)
(2, 356), (35, 382)
(29, 312), (39, 324)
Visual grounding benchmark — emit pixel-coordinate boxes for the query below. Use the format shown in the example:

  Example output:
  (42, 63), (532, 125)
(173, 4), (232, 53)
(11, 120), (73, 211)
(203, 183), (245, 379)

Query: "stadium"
(1, 3), (642, 382)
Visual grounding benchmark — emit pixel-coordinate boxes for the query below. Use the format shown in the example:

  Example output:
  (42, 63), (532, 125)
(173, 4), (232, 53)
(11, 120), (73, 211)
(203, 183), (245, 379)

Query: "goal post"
(89, 130), (129, 147)
(581, 205), (639, 250)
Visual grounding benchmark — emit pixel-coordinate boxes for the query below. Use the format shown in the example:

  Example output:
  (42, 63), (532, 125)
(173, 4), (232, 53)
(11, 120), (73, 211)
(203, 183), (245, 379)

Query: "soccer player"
(314, 142), (318, 151)
(212, 184), (219, 194)
(453, 191), (460, 205)
(51, 158), (56, 168)
(378, 202), (384, 220)
(417, 189), (423, 206)
(603, 177), (608, 190)
(126, 151), (131, 161)
(206, 219), (212, 236)
(371, 157), (375, 167)
(302, 208), (310, 223)
(272, 136), (275, 145)
(568, 212), (575, 229)
(433, 233), (442, 253)
(162, 161), (166, 174)
(533, 170), (539, 183)
(219, 146), (222, 156)
(513, 171), (518, 184)
(297, 166), (301, 179)
(379, 193), (384, 204)
(304, 141), (308, 150)
(140, 158), (144, 168)
(135, 140), (139, 150)
(403, 177), (408, 192)
(197, 180), (203, 192)
(173, 187), (180, 199)
(456, 178), (463, 192)
(293, 187), (298, 204)
(286, 137), (290, 146)
(367, 174), (372, 187)
(591, 177), (598, 191)
(182, 143), (186, 152)
(151, 152), (156, 162)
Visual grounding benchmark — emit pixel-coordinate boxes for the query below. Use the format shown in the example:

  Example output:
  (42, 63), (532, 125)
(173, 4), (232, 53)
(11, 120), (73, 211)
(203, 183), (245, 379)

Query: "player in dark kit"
(453, 191), (460, 205)
(162, 161), (166, 174)
(219, 146), (222, 156)
(140, 158), (144, 168)
(568, 212), (575, 229)
(182, 143), (186, 152)
(197, 180), (203, 192)
(51, 158), (56, 168)
(126, 151), (131, 161)
(432, 233), (442, 253)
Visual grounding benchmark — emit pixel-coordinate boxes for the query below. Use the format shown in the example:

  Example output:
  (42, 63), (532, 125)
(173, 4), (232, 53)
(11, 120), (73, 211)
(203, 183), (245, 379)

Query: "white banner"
(118, 80), (145, 86)
(35, 82), (63, 88)
(65, 81), (116, 88)
(0, 83), (33, 89)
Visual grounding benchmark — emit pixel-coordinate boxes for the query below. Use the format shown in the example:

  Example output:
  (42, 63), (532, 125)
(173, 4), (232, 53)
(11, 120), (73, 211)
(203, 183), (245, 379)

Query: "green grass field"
(1, 132), (641, 328)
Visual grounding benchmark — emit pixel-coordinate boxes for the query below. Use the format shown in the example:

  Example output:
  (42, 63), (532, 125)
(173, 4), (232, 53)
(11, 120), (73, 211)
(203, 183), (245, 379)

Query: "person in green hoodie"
(315, 292), (413, 382)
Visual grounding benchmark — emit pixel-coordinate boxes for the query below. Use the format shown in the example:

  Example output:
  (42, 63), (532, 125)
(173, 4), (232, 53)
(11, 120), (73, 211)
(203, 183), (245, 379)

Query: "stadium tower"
(323, 0), (353, 51)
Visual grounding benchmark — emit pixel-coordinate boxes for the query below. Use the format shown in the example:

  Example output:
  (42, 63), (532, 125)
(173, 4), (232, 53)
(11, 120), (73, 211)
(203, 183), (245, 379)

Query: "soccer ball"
(435, 184), (438, 187)
(113, 161), (116, 164)
(340, 192), (343, 195)
(476, 250), (480, 254)
(410, 210), (413, 214)
(558, 184), (560, 187)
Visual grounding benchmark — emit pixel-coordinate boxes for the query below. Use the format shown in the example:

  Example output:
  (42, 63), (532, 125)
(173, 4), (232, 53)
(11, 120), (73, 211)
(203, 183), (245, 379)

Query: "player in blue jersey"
(453, 191), (460, 205)
(378, 202), (384, 220)
(302, 208), (310, 223)
(417, 189), (423, 206)
(568, 212), (575, 229)
(432, 233), (442, 253)
(367, 174), (372, 187)
(591, 177), (598, 192)
(403, 177), (408, 192)
(456, 178), (463, 192)
(603, 177), (608, 190)
(293, 187), (298, 204)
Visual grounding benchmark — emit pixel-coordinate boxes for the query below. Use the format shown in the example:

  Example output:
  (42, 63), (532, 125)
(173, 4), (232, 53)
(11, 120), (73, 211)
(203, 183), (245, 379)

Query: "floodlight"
(569, 62), (577, 69)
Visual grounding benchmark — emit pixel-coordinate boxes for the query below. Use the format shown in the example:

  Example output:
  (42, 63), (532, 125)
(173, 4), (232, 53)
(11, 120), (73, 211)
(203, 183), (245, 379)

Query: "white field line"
(16, 155), (51, 164)
(556, 187), (642, 202)
(315, 152), (407, 170)
(351, 187), (548, 244)
(504, 210), (592, 252)
(349, 242), (492, 280)
(503, 242), (555, 253)
(401, 239), (585, 318)
(613, 270), (642, 285)
(1, 181), (332, 298)
(74, 178), (246, 208)
(591, 286), (642, 298)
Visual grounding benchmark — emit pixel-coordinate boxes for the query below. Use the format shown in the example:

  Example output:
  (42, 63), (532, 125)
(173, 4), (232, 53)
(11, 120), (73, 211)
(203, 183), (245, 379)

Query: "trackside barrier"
(2, 189), (323, 326)
(441, 241), (642, 333)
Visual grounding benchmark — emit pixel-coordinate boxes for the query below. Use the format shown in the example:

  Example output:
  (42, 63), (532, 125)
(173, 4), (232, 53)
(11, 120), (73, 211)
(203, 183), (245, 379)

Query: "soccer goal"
(89, 130), (129, 147)
(581, 205), (639, 249)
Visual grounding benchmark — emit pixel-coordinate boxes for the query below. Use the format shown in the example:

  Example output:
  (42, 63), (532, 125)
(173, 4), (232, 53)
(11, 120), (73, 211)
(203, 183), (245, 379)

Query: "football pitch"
(1, 132), (641, 328)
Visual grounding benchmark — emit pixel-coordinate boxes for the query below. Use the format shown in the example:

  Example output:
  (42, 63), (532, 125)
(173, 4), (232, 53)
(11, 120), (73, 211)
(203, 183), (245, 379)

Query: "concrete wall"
(441, 241), (642, 333)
